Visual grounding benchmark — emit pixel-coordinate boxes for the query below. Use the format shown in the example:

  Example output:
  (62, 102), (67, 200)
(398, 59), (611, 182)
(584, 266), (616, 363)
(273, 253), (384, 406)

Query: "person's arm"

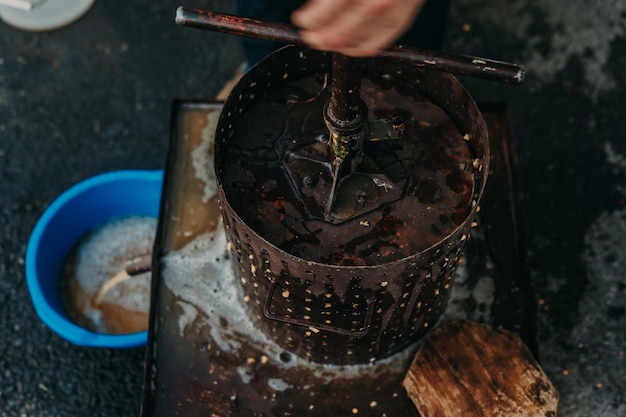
(291, 0), (426, 57)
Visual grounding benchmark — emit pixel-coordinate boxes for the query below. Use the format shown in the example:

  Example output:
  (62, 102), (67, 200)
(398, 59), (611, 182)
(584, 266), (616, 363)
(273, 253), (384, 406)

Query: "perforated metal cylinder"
(214, 46), (488, 365)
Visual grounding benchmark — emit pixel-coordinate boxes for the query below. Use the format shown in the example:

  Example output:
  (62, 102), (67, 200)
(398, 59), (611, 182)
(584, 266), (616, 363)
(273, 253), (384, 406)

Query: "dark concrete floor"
(0, 0), (624, 416)
(445, 2), (626, 415)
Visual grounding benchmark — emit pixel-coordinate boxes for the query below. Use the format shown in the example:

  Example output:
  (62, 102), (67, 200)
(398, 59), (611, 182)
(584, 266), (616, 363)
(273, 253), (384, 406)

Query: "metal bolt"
(302, 175), (316, 188)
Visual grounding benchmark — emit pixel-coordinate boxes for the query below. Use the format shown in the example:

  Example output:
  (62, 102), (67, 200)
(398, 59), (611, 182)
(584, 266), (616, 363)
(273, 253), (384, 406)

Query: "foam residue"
(267, 378), (291, 392)
(64, 216), (156, 333)
(161, 221), (503, 392)
(161, 224), (418, 382)
(191, 110), (220, 203)
(73, 216), (155, 293)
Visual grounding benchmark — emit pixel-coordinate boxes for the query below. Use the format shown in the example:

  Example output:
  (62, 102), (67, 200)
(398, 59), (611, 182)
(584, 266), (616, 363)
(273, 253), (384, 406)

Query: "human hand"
(291, 0), (426, 57)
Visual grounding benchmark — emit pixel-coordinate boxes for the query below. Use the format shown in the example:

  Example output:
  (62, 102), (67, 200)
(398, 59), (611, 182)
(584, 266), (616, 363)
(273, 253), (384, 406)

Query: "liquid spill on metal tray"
(140, 101), (537, 417)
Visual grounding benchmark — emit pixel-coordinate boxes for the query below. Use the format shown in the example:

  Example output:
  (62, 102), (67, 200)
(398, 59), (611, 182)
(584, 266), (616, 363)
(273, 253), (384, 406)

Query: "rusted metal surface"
(175, 7), (525, 84)
(140, 100), (536, 417)
(325, 55), (365, 137)
(214, 46), (488, 364)
(281, 51), (406, 224)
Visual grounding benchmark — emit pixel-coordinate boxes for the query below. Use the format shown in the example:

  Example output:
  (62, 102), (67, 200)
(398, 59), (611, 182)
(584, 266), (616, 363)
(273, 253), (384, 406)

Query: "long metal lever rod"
(175, 7), (525, 84)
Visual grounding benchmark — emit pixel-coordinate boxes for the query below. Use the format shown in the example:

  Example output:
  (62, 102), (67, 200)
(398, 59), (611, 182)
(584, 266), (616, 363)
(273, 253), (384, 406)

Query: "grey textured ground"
(445, 2), (626, 415)
(1, 0), (624, 416)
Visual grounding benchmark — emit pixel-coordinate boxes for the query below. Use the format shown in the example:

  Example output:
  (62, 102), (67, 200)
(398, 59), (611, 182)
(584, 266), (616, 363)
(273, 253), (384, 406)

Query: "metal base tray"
(140, 100), (537, 417)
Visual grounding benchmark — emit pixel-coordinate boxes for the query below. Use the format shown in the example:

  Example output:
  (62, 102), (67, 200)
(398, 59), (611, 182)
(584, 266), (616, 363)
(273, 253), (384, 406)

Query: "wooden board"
(403, 320), (558, 417)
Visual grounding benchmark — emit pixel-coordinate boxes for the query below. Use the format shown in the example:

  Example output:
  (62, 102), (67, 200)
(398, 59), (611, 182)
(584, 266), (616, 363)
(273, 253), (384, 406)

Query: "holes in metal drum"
(263, 273), (272, 283)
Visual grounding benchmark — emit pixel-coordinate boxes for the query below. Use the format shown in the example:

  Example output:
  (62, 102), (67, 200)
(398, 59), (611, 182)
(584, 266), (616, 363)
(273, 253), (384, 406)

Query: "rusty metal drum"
(214, 46), (489, 365)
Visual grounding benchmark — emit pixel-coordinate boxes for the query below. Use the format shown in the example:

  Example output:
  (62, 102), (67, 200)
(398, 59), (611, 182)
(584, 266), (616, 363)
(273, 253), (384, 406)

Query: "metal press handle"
(175, 7), (525, 84)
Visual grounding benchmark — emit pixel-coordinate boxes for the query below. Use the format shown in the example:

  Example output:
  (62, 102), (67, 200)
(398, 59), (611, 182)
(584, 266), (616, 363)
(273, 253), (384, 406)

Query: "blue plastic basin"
(25, 170), (163, 348)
